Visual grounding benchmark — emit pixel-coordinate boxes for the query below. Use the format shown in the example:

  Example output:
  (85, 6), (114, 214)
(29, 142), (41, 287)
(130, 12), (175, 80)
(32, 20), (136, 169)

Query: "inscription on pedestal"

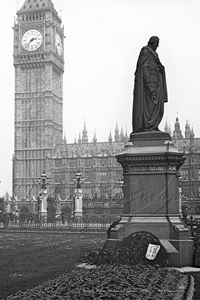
(131, 166), (165, 173)
(124, 165), (177, 174)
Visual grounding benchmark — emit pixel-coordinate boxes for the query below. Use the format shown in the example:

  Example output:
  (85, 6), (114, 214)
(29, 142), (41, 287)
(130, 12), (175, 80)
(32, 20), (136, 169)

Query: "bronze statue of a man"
(132, 36), (168, 133)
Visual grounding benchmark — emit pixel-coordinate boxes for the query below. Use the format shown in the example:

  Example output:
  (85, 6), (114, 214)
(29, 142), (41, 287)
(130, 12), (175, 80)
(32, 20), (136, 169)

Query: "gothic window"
(181, 169), (188, 180)
(100, 159), (107, 166)
(196, 205), (200, 214)
(85, 159), (89, 166)
(55, 159), (62, 168)
(70, 160), (76, 168)
(100, 171), (107, 176)
(191, 170), (195, 181)
(100, 183), (107, 198)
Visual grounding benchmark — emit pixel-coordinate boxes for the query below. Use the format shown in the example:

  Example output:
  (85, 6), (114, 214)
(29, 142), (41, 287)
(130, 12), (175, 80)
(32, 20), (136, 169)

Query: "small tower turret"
(120, 127), (124, 141)
(78, 133), (81, 144)
(173, 117), (183, 140)
(93, 131), (97, 144)
(114, 124), (120, 142)
(185, 120), (191, 140)
(63, 133), (67, 144)
(82, 122), (88, 144)
(164, 121), (169, 133)
(108, 131), (113, 143)
(124, 129), (129, 142)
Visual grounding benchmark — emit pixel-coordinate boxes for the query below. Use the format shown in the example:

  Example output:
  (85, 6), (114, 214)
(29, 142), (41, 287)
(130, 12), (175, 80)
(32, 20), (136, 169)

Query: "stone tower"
(12, 0), (64, 199)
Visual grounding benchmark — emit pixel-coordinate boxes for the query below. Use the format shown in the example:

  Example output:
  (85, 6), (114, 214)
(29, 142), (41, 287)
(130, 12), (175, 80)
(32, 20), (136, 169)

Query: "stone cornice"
(116, 145), (186, 175)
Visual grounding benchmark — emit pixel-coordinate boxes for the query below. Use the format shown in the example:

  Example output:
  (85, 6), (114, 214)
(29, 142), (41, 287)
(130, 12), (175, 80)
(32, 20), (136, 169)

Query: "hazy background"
(0, 0), (200, 196)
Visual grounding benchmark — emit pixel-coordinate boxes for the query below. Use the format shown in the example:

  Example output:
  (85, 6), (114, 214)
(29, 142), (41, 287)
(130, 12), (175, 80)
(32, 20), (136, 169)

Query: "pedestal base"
(40, 211), (47, 216)
(107, 131), (194, 267)
(74, 189), (83, 218)
(74, 211), (83, 218)
(107, 214), (194, 267)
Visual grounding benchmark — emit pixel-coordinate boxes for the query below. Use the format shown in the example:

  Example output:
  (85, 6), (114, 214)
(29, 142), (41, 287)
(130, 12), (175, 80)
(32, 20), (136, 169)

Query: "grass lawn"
(0, 231), (106, 299)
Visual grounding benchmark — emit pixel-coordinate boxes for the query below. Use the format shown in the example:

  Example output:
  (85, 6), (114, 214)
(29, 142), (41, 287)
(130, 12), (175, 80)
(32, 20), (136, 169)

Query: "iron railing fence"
(0, 214), (121, 232)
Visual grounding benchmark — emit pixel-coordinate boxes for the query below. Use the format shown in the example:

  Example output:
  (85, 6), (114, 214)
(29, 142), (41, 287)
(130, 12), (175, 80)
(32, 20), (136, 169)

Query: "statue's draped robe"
(132, 46), (168, 133)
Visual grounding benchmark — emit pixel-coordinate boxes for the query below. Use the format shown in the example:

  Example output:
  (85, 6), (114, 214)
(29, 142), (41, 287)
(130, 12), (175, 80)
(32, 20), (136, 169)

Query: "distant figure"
(132, 36), (168, 133)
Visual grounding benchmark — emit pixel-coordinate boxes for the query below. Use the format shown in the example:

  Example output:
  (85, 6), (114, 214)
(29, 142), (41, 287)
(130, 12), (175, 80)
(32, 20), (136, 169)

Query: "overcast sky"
(0, 0), (200, 196)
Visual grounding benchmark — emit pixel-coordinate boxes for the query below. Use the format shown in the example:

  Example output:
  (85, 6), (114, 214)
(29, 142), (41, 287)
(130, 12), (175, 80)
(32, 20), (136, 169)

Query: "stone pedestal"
(39, 190), (48, 217)
(74, 189), (83, 217)
(107, 131), (194, 267)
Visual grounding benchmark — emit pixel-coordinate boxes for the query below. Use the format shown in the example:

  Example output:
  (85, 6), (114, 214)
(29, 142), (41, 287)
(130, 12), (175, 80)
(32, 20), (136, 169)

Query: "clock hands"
(24, 37), (38, 49)
(26, 37), (37, 48)
(29, 37), (37, 44)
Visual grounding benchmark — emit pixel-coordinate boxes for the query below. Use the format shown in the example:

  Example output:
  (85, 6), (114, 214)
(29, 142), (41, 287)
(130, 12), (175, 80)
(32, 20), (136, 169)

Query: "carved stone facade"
(51, 125), (129, 202)
(165, 117), (200, 216)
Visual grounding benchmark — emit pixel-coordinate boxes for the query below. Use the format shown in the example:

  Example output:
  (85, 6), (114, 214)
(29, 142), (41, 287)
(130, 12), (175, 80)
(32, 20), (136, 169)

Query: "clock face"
(55, 33), (63, 56)
(21, 29), (43, 51)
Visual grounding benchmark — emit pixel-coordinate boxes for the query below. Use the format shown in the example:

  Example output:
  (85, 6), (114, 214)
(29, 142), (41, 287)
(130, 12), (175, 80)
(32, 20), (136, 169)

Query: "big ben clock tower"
(13, 0), (64, 199)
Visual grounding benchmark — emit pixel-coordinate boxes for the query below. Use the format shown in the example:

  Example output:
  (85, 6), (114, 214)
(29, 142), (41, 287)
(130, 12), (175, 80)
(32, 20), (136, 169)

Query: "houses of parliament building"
(8, 0), (200, 216)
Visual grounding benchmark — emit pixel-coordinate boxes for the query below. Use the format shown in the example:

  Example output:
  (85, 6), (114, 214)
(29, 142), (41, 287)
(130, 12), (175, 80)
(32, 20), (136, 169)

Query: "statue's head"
(148, 36), (159, 51)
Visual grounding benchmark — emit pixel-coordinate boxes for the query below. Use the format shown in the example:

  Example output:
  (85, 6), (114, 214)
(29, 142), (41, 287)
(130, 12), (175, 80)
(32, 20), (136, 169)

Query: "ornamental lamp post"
(73, 171), (84, 217)
(38, 171), (49, 190)
(176, 172), (182, 218)
(38, 171), (49, 219)
(189, 192), (196, 236)
(119, 179), (124, 196)
(117, 179), (124, 204)
(74, 171), (84, 190)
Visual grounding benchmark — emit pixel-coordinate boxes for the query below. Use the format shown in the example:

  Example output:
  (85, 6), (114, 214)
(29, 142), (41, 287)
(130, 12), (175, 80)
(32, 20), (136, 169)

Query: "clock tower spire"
(13, 0), (64, 199)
